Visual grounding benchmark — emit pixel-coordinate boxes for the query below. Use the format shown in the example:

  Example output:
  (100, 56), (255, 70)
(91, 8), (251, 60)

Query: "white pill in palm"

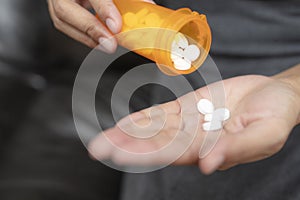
(202, 121), (222, 131)
(173, 57), (191, 70)
(197, 99), (214, 115)
(174, 33), (189, 49)
(183, 45), (201, 62)
(204, 113), (213, 121)
(213, 108), (230, 121)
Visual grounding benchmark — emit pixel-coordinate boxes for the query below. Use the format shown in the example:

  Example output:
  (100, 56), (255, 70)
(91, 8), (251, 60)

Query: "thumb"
(143, 0), (156, 3)
(198, 119), (288, 175)
(90, 0), (156, 34)
(90, 0), (122, 34)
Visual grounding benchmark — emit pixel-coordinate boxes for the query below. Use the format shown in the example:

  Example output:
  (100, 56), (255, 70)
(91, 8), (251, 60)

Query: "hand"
(47, 0), (154, 52)
(88, 75), (300, 174)
(48, 0), (121, 51)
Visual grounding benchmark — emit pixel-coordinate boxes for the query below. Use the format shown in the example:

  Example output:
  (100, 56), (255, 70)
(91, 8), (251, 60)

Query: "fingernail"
(106, 18), (119, 34)
(143, 0), (155, 4)
(97, 37), (116, 53)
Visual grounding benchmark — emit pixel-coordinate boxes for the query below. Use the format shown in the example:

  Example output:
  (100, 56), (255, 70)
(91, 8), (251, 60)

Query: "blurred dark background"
(0, 0), (123, 199)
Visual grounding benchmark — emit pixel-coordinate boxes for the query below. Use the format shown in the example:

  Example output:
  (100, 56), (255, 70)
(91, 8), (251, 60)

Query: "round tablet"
(171, 53), (181, 61)
(173, 47), (184, 57)
(202, 121), (222, 131)
(136, 8), (149, 18)
(197, 99), (214, 115)
(171, 41), (179, 52)
(174, 33), (188, 49)
(145, 13), (161, 26)
(123, 12), (137, 27)
(183, 44), (201, 62)
(204, 113), (213, 122)
(213, 108), (230, 121)
(173, 57), (191, 70)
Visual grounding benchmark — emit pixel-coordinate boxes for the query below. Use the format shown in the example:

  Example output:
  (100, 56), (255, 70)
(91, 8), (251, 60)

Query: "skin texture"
(47, 0), (154, 52)
(88, 64), (300, 174)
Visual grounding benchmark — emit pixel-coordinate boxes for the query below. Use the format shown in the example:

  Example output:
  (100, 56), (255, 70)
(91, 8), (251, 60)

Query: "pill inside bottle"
(104, 0), (212, 75)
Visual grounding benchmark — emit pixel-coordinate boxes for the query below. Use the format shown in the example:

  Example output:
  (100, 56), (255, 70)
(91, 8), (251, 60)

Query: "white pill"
(183, 44), (201, 62)
(173, 47), (184, 57)
(171, 41), (179, 52)
(197, 99), (214, 115)
(204, 113), (213, 121)
(173, 57), (191, 70)
(174, 33), (189, 49)
(171, 53), (181, 61)
(202, 121), (223, 131)
(171, 47), (184, 61)
(213, 108), (230, 121)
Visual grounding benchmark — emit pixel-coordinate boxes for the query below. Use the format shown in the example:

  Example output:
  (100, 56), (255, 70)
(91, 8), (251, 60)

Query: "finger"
(117, 113), (183, 139)
(89, 0), (122, 34)
(89, 113), (201, 166)
(178, 91), (203, 114)
(88, 126), (134, 160)
(75, 0), (92, 8)
(199, 118), (289, 174)
(117, 105), (164, 127)
(57, 20), (99, 48)
(90, 0), (156, 34)
(88, 133), (113, 160)
(89, 113), (183, 161)
(108, 128), (196, 166)
(143, 0), (156, 3)
(49, 0), (98, 47)
(88, 126), (175, 162)
(51, 0), (117, 52)
(117, 100), (181, 128)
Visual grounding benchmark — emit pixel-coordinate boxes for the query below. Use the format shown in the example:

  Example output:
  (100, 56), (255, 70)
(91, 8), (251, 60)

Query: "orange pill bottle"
(113, 0), (212, 75)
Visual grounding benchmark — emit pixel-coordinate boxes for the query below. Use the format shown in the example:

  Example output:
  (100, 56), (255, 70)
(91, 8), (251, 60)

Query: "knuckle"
(105, 1), (116, 11)
(53, 0), (65, 18)
(52, 18), (62, 29)
(85, 23), (97, 37)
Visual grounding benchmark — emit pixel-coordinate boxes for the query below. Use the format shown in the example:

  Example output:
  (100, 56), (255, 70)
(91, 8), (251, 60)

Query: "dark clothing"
(121, 0), (300, 200)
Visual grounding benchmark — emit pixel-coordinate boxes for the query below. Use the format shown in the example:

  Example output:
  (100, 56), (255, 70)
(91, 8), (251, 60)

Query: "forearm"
(273, 63), (300, 124)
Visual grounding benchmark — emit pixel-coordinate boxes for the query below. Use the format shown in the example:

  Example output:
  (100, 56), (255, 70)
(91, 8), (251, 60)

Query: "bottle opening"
(154, 9), (211, 76)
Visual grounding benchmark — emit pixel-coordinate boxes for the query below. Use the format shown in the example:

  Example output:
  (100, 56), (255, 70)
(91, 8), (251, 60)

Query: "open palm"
(89, 75), (300, 174)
